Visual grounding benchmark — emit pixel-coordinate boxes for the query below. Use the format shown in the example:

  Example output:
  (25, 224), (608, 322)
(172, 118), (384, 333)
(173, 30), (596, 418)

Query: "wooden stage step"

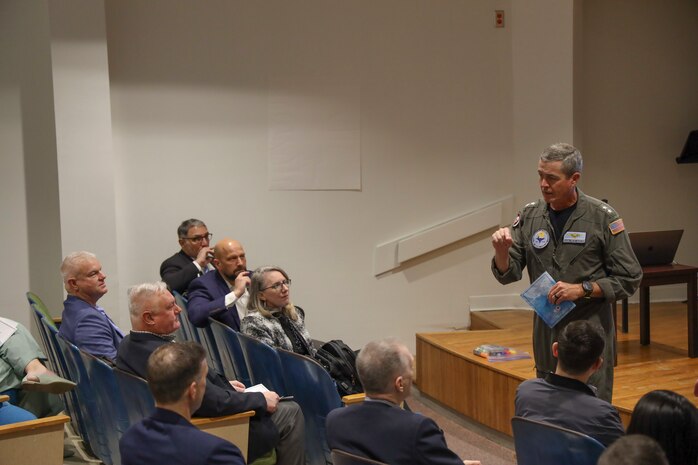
(416, 301), (698, 436)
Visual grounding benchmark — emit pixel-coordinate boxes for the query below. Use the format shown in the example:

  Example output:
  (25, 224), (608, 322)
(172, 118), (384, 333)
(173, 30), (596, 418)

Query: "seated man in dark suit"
(160, 218), (214, 297)
(59, 251), (124, 361)
(116, 281), (305, 465)
(515, 320), (624, 446)
(326, 338), (480, 465)
(120, 341), (245, 465)
(186, 238), (251, 331)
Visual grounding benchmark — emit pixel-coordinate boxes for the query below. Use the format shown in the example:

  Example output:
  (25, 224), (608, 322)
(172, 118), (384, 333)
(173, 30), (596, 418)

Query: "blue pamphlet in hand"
(520, 271), (575, 328)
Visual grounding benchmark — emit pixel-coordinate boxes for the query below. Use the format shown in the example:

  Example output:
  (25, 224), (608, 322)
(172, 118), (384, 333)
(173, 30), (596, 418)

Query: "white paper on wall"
(267, 78), (361, 190)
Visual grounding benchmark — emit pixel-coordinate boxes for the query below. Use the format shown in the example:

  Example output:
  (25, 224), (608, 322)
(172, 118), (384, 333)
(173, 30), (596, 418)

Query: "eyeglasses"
(184, 233), (213, 243)
(261, 279), (291, 292)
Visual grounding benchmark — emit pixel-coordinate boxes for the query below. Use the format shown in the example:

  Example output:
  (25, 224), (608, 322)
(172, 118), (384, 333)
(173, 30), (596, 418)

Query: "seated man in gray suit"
(515, 320), (625, 446)
(326, 338), (480, 465)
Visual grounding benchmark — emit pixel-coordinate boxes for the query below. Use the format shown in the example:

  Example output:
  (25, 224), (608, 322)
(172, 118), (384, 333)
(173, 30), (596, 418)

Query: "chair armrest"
(192, 411), (254, 460)
(342, 393), (366, 405)
(0, 395), (9, 403)
(0, 414), (70, 465)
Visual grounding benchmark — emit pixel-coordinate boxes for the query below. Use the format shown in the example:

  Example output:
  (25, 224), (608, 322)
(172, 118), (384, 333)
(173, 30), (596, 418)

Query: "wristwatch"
(582, 281), (593, 298)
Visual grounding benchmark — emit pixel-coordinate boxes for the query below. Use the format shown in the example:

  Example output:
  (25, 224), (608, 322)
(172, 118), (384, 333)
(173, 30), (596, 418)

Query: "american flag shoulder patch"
(609, 218), (625, 235)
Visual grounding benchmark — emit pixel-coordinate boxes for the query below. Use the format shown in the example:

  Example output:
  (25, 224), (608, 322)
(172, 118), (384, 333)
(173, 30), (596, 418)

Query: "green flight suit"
(492, 190), (642, 402)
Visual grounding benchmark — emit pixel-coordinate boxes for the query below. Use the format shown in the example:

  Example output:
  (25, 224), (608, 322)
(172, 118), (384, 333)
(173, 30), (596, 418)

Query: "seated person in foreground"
(1, 318), (75, 418)
(241, 266), (315, 356)
(120, 341), (245, 465)
(514, 320), (624, 446)
(597, 435), (669, 465)
(159, 218), (214, 297)
(115, 281), (305, 465)
(59, 251), (124, 361)
(326, 338), (480, 465)
(187, 238), (251, 331)
(627, 389), (698, 465)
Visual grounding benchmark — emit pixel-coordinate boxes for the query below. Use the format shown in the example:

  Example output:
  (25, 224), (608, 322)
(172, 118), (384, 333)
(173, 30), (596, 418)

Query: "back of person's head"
(356, 339), (411, 395)
(147, 341), (206, 404)
(540, 142), (583, 177)
(627, 390), (698, 465)
(598, 434), (669, 465)
(556, 320), (605, 375)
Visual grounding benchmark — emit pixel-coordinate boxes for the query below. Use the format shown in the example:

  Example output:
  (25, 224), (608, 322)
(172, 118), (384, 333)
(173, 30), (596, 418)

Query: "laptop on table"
(628, 229), (684, 267)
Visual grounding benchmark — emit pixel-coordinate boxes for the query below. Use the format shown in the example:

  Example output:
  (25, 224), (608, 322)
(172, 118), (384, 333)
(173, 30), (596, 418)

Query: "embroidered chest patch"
(563, 231), (587, 244)
(532, 229), (550, 249)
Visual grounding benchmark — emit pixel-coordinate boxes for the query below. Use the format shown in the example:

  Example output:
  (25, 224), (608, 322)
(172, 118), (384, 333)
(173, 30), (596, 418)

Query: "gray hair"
(128, 281), (170, 319)
(60, 251), (98, 284)
(177, 219), (206, 239)
(247, 266), (298, 320)
(356, 339), (411, 395)
(540, 143), (583, 177)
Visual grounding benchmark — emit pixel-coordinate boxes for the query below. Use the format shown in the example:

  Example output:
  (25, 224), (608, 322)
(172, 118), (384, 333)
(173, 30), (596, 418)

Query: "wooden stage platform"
(416, 301), (698, 436)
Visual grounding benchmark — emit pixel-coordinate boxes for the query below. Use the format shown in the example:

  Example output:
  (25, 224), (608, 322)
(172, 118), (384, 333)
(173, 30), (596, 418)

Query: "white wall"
(105, 0), (526, 349)
(578, 0), (698, 300)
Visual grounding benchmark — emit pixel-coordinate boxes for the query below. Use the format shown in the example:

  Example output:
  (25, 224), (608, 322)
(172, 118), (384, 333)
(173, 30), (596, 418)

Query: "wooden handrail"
(0, 414), (70, 435)
(341, 393), (366, 405)
(190, 410), (255, 426)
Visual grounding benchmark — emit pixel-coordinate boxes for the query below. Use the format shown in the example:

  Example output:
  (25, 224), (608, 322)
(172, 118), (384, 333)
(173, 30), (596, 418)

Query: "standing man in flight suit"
(491, 143), (642, 402)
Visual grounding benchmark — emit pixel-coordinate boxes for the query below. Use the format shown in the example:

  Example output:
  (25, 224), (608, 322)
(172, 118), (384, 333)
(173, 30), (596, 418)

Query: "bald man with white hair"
(186, 238), (252, 330)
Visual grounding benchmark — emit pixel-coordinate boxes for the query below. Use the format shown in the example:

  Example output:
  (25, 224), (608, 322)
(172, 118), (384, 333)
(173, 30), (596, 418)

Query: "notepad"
(520, 272), (575, 328)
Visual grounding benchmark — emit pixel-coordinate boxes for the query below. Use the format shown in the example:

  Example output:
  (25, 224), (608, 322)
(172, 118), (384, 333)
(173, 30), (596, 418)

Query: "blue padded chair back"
(80, 351), (129, 465)
(236, 332), (287, 395)
(173, 291), (198, 342)
(197, 324), (226, 376)
(208, 318), (251, 385)
(56, 334), (114, 464)
(29, 303), (58, 373)
(511, 416), (606, 465)
(114, 368), (156, 427)
(41, 316), (89, 444)
(277, 348), (342, 465)
(173, 291), (225, 375)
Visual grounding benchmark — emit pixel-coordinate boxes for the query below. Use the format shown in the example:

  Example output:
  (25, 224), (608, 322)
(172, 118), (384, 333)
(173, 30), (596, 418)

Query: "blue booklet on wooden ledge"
(520, 271), (575, 328)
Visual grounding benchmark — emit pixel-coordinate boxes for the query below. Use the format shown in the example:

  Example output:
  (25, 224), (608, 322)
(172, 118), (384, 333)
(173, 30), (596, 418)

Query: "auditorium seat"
(511, 416), (605, 465)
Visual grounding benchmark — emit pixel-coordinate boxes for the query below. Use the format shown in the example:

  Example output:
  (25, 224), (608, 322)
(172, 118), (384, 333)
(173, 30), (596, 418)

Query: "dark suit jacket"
(326, 400), (464, 465)
(187, 270), (242, 330)
(160, 250), (201, 296)
(115, 331), (278, 462)
(120, 407), (245, 465)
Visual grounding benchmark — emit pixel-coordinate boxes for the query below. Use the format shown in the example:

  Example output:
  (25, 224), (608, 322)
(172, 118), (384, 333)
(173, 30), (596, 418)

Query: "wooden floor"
(416, 301), (698, 436)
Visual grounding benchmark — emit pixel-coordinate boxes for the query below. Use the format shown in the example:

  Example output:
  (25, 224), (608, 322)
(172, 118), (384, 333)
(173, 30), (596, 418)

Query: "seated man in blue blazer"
(186, 238), (251, 331)
(59, 251), (124, 361)
(160, 218), (215, 297)
(120, 341), (245, 465)
(326, 339), (480, 465)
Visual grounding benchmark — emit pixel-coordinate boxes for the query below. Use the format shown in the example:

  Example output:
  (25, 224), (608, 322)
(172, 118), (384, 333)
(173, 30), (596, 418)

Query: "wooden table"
(621, 264), (698, 357)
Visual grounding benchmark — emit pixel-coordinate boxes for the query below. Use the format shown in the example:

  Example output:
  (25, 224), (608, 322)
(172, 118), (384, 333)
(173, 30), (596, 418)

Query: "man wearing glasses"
(187, 238), (251, 331)
(160, 219), (214, 296)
